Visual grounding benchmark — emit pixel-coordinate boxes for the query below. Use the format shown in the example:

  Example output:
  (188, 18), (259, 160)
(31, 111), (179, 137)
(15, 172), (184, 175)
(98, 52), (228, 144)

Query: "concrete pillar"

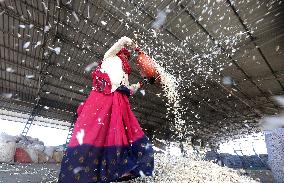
(265, 128), (284, 183)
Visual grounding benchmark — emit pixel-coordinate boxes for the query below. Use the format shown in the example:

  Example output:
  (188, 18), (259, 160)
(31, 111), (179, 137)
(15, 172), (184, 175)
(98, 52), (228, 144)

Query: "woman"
(58, 36), (154, 183)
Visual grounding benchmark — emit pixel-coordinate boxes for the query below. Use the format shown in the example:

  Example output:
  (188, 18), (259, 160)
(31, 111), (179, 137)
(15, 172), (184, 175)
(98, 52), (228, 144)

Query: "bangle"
(138, 81), (144, 88)
(135, 47), (141, 52)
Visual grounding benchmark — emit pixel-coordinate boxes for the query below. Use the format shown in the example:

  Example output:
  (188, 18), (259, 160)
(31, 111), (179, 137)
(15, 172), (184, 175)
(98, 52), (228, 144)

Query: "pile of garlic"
(124, 153), (258, 183)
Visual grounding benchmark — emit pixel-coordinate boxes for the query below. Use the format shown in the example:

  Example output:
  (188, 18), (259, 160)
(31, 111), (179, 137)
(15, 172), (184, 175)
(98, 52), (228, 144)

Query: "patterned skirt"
(58, 91), (154, 183)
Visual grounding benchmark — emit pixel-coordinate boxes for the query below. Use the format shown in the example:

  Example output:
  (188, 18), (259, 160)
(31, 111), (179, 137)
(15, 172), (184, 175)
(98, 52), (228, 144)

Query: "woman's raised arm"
(103, 36), (133, 59)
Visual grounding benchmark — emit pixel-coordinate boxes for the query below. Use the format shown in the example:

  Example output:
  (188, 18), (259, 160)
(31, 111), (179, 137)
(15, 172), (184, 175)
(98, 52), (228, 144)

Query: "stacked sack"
(0, 132), (16, 163)
(0, 132), (64, 164)
(15, 135), (44, 163)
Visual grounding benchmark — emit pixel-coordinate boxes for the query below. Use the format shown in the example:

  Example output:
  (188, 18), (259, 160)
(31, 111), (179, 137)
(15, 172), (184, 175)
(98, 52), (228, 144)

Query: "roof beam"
(226, 0), (284, 91)
(123, 0), (262, 118)
(0, 85), (77, 113)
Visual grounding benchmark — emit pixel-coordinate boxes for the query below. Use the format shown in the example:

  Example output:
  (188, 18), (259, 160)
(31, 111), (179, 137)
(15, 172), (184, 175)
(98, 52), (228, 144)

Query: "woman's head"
(117, 47), (131, 59)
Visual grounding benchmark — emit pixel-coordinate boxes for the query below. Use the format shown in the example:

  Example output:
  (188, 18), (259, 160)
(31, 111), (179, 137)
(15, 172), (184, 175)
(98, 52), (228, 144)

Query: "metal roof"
(0, 0), (283, 146)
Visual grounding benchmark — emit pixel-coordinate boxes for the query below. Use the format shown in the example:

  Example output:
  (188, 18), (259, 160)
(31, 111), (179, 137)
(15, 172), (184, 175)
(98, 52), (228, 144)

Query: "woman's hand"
(139, 77), (156, 87)
(120, 35), (139, 50)
(116, 85), (131, 97)
(120, 36), (133, 44)
(125, 41), (138, 50)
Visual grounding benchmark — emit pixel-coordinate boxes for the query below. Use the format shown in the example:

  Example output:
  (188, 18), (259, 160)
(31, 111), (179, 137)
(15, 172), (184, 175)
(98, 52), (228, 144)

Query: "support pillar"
(64, 114), (77, 150)
(265, 128), (284, 182)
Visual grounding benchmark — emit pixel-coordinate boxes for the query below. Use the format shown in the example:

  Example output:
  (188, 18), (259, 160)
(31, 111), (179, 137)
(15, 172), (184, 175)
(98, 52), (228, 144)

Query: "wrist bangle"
(138, 81), (143, 88)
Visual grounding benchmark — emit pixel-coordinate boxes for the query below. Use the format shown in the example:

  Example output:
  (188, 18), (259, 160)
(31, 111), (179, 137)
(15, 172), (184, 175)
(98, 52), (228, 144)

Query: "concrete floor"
(0, 163), (274, 183)
(0, 163), (60, 183)
(243, 170), (274, 183)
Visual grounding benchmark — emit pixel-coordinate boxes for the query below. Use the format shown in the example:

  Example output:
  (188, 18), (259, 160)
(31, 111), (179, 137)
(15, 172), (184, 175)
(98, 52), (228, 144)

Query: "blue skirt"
(58, 136), (154, 183)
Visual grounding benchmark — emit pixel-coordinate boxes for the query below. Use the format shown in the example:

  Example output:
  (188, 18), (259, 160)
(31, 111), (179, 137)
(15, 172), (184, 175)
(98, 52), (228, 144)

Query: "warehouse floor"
(0, 163), (60, 183)
(0, 163), (274, 183)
